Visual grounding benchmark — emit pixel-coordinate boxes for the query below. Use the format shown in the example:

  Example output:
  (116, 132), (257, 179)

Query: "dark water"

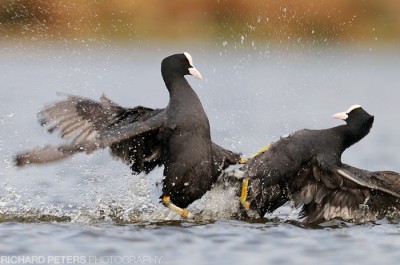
(1, 43), (400, 264)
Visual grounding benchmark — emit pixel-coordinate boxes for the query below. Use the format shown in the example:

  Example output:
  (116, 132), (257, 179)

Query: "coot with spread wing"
(15, 53), (241, 218)
(231, 105), (400, 223)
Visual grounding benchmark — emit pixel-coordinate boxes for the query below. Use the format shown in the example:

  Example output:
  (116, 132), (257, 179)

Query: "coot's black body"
(159, 53), (213, 207)
(236, 106), (400, 223)
(15, 53), (240, 210)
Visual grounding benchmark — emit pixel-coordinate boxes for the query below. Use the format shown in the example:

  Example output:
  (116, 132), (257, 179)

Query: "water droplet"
(172, 183), (175, 186)
(184, 182), (189, 186)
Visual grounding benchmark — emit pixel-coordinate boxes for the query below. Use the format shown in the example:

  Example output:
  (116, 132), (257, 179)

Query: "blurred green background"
(1, 0), (399, 46)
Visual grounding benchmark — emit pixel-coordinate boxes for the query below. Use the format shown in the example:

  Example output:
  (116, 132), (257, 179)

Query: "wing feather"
(291, 162), (400, 223)
(15, 94), (166, 174)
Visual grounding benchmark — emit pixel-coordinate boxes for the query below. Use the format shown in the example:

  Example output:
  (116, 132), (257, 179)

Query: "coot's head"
(161, 52), (202, 81)
(332, 105), (374, 134)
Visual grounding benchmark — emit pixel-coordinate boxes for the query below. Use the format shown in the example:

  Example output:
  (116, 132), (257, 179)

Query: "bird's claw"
(239, 157), (249, 164)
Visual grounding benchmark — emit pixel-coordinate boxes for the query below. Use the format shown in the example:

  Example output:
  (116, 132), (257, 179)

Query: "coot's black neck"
(163, 75), (198, 101)
(334, 121), (372, 152)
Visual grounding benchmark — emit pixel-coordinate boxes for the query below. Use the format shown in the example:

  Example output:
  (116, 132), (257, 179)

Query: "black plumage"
(236, 105), (400, 223)
(15, 53), (240, 211)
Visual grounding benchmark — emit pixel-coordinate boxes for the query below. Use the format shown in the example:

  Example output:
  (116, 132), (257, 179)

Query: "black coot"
(234, 105), (400, 223)
(15, 53), (241, 218)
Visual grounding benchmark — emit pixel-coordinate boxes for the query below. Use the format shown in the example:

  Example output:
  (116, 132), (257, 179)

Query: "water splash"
(0, 170), (245, 224)
(1, 169), (399, 225)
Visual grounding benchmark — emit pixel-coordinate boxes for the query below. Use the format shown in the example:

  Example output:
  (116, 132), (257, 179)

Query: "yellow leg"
(239, 143), (271, 164)
(162, 196), (193, 218)
(251, 143), (271, 158)
(239, 144), (271, 209)
(240, 177), (251, 209)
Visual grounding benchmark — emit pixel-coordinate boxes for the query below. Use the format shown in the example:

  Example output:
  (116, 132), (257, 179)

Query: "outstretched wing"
(15, 94), (166, 174)
(290, 163), (400, 223)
